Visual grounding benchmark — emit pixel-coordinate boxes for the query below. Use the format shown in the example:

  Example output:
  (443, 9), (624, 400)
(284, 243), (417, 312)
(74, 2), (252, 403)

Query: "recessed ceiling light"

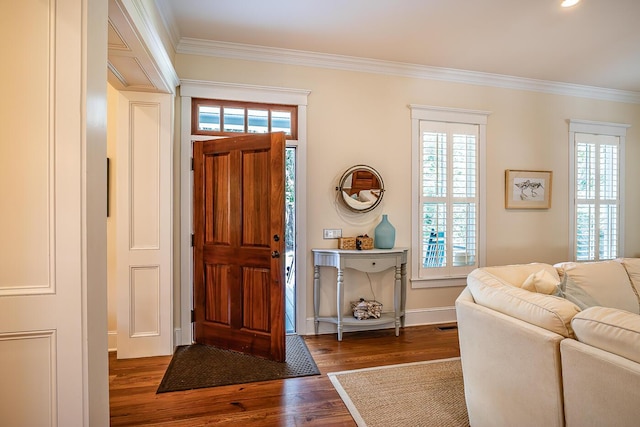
(561, 0), (580, 7)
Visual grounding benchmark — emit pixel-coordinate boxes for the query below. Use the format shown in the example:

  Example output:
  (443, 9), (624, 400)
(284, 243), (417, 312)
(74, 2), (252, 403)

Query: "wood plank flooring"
(109, 324), (460, 426)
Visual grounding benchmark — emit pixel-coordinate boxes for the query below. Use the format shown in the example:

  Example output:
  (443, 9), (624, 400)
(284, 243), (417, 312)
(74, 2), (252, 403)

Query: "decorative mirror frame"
(335, 164), (385, 212)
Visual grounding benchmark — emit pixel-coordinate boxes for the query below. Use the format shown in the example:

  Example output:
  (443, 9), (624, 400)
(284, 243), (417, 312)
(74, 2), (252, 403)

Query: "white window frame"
(179, 80), (310, 344)
(568, 119), (629, 261)
(410, 105), (490, 288)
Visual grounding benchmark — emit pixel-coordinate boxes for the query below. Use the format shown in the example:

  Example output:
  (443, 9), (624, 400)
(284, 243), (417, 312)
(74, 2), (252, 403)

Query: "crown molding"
(153, 0), (181, 50)
(177, 38), (640, 104)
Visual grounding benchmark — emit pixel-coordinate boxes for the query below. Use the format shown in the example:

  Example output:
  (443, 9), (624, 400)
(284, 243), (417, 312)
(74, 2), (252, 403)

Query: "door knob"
(271, 251), (280, 258)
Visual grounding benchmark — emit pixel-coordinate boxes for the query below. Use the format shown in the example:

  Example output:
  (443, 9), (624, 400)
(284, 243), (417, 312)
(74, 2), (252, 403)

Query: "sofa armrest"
(456, 291), (565, 427)
(561, 339), (640, 427)
(467, 269), (580, 338)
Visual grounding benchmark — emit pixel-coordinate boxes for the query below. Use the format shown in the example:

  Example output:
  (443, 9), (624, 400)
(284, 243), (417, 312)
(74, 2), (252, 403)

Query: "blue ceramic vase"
(374, 214), (396, 249)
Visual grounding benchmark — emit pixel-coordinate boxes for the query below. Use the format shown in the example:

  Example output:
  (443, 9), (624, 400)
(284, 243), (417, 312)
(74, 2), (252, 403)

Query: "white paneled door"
(0, 0), (109, 425)
(116, 91), (173, 359)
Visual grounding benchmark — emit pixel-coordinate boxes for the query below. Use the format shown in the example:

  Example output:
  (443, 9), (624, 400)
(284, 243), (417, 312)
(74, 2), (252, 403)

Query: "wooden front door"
(193, 133), (286, 362)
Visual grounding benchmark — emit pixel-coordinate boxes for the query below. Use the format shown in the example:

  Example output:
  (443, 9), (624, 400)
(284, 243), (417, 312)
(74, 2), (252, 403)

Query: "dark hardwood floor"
(109, 324), (460, 426)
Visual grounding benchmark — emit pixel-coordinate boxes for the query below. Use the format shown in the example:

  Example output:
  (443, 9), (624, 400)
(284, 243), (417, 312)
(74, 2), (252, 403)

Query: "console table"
(312, 248), (408, 341)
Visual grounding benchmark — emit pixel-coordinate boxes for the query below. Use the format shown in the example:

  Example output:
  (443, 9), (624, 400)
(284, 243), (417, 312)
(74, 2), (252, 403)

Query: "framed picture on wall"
(505, 169), (552, 209)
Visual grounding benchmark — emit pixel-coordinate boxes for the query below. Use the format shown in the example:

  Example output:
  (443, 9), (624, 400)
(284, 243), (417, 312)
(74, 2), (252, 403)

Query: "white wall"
(174, 54), (640, 325)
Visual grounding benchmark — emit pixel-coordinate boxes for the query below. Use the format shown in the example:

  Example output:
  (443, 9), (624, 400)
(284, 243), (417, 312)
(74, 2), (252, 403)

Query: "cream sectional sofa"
(455, 259), (640, 427)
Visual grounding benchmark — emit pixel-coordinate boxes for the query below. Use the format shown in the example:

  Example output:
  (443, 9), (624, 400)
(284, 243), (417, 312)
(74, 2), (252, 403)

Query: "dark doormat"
(156, 334), (320, 393)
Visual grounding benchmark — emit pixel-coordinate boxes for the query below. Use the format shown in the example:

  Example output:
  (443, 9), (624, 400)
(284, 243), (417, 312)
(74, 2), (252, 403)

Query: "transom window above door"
(191, 98), (298, 139)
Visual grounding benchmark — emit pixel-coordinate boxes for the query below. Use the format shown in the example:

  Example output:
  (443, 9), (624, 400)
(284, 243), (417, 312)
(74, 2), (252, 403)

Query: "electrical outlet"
(323, 228), (342, 239)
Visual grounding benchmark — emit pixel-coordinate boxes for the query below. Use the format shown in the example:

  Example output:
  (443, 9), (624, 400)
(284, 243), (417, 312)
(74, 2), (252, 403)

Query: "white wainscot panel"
(0, 331), (55, 427)
(130, 266), (160, 337)
(130, 102), (160, 250)
(0, 0), (52, 295)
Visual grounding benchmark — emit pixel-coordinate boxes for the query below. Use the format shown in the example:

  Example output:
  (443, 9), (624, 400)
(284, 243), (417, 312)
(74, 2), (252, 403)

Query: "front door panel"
(193, 133), (285, 361)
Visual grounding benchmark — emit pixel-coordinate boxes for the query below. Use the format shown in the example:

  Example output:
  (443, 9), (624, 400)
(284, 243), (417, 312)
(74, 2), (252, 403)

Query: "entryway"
(179, 81), (310, 347)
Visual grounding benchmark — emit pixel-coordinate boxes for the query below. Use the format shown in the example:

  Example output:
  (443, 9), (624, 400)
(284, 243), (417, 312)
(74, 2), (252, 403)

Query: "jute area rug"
(328, 357), (469, 427)
(157, 334), (319, 393)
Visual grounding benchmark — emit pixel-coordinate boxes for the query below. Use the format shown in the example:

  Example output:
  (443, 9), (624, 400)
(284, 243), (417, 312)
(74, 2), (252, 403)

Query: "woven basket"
(338, 237), (356, 250)
(356, 236), (374, 250)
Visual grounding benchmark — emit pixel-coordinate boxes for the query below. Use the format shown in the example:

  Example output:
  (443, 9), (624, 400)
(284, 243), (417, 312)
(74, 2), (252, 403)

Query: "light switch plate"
(323, 228), (342, 239)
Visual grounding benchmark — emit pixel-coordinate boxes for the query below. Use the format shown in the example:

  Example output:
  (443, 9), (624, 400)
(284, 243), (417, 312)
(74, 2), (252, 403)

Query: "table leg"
(313, 265), (320, 335)
(401, 262), (407, 328)
(337, 267), (344, 341)
(394, 265), (401, 336)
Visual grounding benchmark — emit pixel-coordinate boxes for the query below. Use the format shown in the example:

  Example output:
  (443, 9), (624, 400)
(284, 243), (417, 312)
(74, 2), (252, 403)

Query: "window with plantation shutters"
(411, 105), (489, 287)
(570, 120), (628, 261)
(420, 121), (478, 273)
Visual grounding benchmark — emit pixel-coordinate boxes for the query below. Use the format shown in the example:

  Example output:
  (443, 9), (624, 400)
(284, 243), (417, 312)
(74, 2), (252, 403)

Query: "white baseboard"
(108, 328), (186, 353)
(302, 306), (457, 336)
(174, 327), (183, 348)
(108, 330), (117, 352)
(405, 306), (457, 326)
(110, 310), (454, 349)
(111, 310), (454, 349)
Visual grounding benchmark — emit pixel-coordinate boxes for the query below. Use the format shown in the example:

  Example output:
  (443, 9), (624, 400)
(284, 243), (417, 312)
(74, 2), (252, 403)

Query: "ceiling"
(159, 0), (640, 95)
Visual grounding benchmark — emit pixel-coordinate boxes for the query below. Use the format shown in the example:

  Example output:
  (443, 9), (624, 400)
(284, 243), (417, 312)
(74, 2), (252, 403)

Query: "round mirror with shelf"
(336, 165), (385, 212)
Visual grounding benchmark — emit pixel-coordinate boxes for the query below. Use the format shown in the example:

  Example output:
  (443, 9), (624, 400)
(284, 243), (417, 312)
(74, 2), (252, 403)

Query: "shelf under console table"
(312, 248), (408, 341)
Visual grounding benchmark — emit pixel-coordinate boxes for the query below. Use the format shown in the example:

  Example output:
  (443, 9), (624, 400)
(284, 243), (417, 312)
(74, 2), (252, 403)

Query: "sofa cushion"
(560, 274), (601, 310)
(555, 261), (639, 314)
(572, 306), (640, 364)
(467, 268), (580, 338)
(616, 258), (640, 312)
(522, 269), (561, 294)
(482, 263), (559, 288)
